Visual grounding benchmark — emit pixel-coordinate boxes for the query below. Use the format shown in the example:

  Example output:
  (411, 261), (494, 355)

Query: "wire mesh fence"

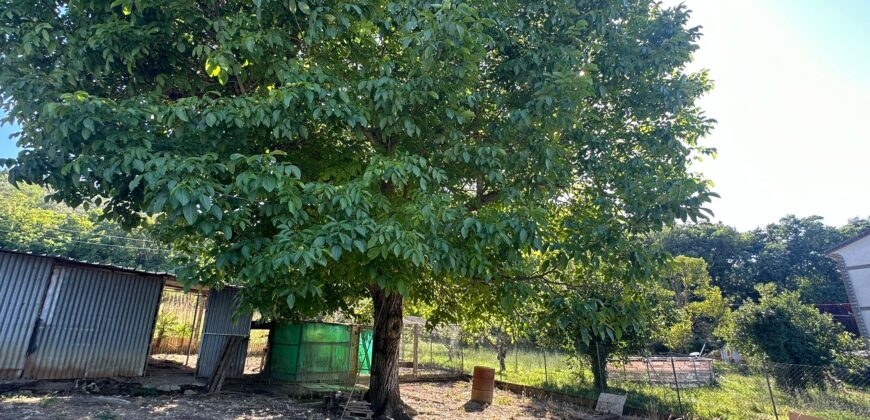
(407, 326), (870, 419)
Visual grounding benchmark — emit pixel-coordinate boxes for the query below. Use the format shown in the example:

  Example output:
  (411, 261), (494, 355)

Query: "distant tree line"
(655, 215), (870, 305)
(0, 172), (173, 272)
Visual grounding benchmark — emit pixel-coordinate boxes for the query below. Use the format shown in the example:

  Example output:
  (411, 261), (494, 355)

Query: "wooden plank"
(206, 335), (245, 393)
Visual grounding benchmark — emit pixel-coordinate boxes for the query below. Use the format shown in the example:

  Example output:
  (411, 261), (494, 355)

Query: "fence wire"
(407, 327), (870, 419)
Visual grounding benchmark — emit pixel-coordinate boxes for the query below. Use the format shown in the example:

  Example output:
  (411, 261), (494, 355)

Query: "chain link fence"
(403, 326), (870, 419)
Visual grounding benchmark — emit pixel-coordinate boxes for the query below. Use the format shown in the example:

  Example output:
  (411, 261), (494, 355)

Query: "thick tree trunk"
(366, 284), (410, 420)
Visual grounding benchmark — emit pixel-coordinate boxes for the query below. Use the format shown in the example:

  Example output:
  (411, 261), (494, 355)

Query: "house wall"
(831, 234), (870, 342)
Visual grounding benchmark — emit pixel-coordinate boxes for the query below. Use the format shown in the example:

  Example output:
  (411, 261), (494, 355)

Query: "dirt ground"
(150, 353), (266, 375)
(401, 381), (605, 419)
(0, 380), (608, 420)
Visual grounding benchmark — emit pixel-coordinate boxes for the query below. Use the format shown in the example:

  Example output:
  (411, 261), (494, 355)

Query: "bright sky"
(1, 1), (869, 231)
(669, 0), (870, 230)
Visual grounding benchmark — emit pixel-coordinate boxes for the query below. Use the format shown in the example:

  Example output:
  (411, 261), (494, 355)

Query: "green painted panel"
(273, 324), (301, 345)
(270, 322), (370, 384)
(358, 328), (373, 375)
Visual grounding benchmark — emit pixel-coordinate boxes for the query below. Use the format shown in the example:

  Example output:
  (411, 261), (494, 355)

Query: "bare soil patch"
(401, 381), (608, 420)
(0, 391), (325, 420)
(1, 380), (610, 419)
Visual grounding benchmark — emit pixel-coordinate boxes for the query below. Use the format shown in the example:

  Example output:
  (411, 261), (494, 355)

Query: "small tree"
(719, 284), (853, 392)
(541, 260), (666, 390)
(659, 256), (729, 352)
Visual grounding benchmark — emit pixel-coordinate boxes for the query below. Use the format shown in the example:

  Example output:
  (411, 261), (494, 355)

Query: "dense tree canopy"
(0, 1), (714, 415)
(655, 215), (870, 305)
(540, 259), (665, 390)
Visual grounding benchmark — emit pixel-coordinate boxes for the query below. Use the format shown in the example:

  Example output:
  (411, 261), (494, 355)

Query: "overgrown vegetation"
(654, 215), (870, 305)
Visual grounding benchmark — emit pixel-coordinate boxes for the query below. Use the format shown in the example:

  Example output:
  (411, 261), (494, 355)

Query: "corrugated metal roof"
(0, 248), (211, 292)
(195, 287), (252, 378)
(0, 252), (55, 379)
(0, 248), (172, 276)
(22, 264), (163, 379)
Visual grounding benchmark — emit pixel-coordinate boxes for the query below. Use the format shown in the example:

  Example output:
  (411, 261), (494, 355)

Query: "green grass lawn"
(403, 338), (869, 419)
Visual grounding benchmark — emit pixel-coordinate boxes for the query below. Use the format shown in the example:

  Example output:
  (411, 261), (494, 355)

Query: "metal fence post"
(670, 357), (684, 416)
(645, 357), (652, 384)
(543, 350), (549, 385)
(595, 342), (604, 393)
(762, 359), (780, 420)
(412, 324), (419, 377)
(460, 339), (465, 373)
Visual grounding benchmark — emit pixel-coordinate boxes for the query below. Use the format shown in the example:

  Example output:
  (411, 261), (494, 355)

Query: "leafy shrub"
(719, 284), (856, 392)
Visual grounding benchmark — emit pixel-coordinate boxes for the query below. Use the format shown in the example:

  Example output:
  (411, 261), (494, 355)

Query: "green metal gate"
(271, 322), (372, 384)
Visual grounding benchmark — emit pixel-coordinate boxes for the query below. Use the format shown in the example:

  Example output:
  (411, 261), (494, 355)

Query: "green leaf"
(182, 205), (197, 225)
(205, 59), (221, 77)
(128, 175), (142, 191)
(262, 177), (276, 192)
(286, 294), (295, 310)
(210, 205), (223, 220)
(330, 245), (342, 261)
(175, 188), (190, 206)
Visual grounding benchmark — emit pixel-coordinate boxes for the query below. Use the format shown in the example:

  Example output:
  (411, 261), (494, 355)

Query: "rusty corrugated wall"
(195, 287), (252, 378)
(21, 264), (164, 379)
(0, 252), (55, 379)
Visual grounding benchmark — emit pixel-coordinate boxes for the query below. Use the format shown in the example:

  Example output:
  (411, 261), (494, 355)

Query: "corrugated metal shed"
(195, 287), (252, 378)
(0, 252), (55, 379)
(0, 249), (166, 380)
(23, 265), (163, 379)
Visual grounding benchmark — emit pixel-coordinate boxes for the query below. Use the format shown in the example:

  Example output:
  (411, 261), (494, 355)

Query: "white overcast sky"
(666, 0), (870, 230)
(1, 1), (869, 231)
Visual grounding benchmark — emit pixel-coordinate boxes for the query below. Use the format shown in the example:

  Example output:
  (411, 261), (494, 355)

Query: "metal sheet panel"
(22, 265), (163, 379)
(195, 288), (251, 378)
(0, 252), (54, 379)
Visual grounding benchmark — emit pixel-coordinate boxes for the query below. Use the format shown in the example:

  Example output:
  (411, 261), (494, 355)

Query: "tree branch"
(466, 189), (500, 211)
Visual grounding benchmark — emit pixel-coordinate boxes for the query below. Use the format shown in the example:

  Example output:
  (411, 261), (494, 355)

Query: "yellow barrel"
(470, 366), (495, 404)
